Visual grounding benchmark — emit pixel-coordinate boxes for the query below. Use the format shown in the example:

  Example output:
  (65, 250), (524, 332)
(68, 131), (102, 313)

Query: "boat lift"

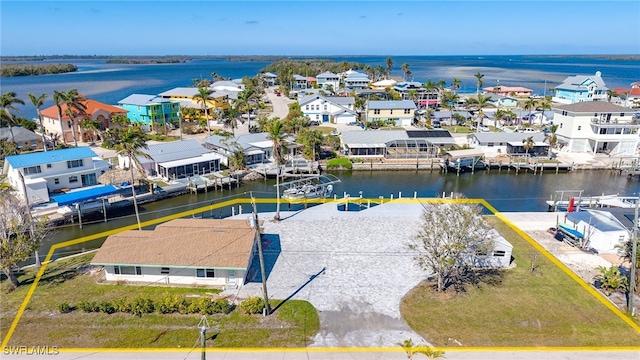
(275, 174), (341, 202)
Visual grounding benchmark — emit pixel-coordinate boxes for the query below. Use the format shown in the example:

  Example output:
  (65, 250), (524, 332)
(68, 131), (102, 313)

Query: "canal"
(41, 169), (639, 261)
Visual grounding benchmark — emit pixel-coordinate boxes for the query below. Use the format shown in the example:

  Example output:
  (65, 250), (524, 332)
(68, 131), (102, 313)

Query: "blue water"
(2, 55), (639, 120)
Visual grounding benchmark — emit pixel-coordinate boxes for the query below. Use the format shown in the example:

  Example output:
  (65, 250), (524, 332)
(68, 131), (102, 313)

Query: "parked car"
(308, 120), (320, 126)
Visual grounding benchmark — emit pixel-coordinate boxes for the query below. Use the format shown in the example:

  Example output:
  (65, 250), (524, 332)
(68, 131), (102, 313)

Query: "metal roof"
(139, 139), (211, 163)
(158, 152), (221, 168)
(118, 94), (177, 106)
(368, 100), (417, 110)
(470, 132), (546, 143)
(342, 130), (408, 145)
(566, 210), (627, 232)
(5, 147), (97, 169)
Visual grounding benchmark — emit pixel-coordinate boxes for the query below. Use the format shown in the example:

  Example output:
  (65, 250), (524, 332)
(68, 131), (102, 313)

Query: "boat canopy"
(443, 149), (485, 161)
(51, 185), (118, 206)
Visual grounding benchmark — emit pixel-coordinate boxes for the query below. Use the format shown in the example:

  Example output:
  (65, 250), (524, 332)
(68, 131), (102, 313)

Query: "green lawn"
(1, 253), (319, 348)
(400, 216), (640, 347)
(442, 126), (475, 134)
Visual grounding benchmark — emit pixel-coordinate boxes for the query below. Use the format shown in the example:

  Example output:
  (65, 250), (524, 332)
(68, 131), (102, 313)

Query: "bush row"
(58, 295), (267, 317)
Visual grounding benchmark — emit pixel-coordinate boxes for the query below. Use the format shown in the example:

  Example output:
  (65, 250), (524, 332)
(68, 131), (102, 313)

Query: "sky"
(1, 0), (639, 56)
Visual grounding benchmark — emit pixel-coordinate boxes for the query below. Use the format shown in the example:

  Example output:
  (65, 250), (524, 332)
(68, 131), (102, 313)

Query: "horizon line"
(2, 53), (639, 58)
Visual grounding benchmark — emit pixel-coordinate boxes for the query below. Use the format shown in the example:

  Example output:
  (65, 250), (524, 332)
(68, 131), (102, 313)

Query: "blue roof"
(5, 147), (97, 169)
(51, 185), (118, 206)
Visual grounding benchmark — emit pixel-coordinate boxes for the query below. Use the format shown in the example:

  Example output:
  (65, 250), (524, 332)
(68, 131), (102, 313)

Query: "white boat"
(282, 183), (333, 200)
(546, 192), (637, 211)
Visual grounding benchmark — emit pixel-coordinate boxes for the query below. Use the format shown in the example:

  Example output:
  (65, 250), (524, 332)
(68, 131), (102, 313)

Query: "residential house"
(552, 71), (609, 104)
(262, 72), (278, 87)
(204, 132), (298, 167)
(299, 94), (357, 124)
(484, 93), (518, 108)
(90, 218), (257, 287)
(393, 81), (427, 102)
(158, 87), (230, 116)
(118, 139), (221, 180)
(468, 229), (513, 268)
(2, 147), (111, 204)
(342, 70), (371, 90)
(0, 127), (44, 151)
(483, 86), (532, 97)
(40, 98), (128, 144)
(553, 102), (638, 155)
(613, 81), (640, 108)
(366, 100), (417, 126)
(563, 210), (631, 253)
(292, 74), (308, 90)
(340, 129), (453, 158)
(370, 79), (397, 90)
(316, 72), (340, 91)
(467, 132), (548, 157)
(117, 94), (180, 128)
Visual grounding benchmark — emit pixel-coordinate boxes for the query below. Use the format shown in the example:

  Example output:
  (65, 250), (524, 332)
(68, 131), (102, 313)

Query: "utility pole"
(197, 316), (209, 360)
(628, 199), (639, 315)
(250, 192), (271, 316)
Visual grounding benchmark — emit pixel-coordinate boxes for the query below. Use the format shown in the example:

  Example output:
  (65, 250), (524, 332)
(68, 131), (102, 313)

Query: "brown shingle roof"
(554, 102), (632, 113)
(91, 219), (256, 269)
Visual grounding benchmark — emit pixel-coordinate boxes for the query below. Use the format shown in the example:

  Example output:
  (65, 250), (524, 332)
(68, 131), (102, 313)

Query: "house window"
(47, 164), (52, 168)
(374, 109), (380, 115)
(69, 175), (78, 183)
(324, 105), (327, 111)
(23, 166), (42, 175)
(114, 266), (120, 275)
(30, 140), (37, 147)
(196, 269), (215, 278)
(390, 109), (394, 115)
(54, 178), (59, 185)
(67, 159), (84, 168)
(488, 143), (494, 147)
(577, 126), (581, 131)
(160, 267), (170, 274)
(118, 266), (142, 275)
(404, 109), (410, 114)
(493, 250), (506, 257)
(620, 113), (624, 117)
(305, 105), (309, 110)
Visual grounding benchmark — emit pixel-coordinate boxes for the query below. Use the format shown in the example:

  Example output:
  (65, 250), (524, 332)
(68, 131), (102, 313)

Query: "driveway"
(228, 201), (429, 347)
(265, 86), (295, 119)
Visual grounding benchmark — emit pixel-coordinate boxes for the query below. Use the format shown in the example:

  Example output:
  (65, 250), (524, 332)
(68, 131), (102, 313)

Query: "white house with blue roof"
(552, 71), (609, 104)
(299, 94), (357, 124)
(118, 139), (221, 181)
(2, 147), (111, 205)
(342, 70), (370, 90)
(117, 94), (180, 128)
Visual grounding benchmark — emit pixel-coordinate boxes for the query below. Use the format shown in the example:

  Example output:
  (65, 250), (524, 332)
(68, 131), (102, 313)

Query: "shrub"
(112, 298), (131, 313)
(178, 298), (192, 314)
(239, 296), (265, 315)
(130, 296), (155, 317)
(156, 293), (184, 314)
(211, 299), (232, 314)
(58, 302), (72, 314)
(326, 157), (352, 170)
(77, 300), (98, 313)
(98, 301), (116, 314)
(594, 265), (628, 295)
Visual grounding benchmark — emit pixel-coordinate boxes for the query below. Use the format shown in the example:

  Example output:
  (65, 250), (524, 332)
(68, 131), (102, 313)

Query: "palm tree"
(1, 91), (25, 144)
(62, 89), (87, 147)
(235, 88), (258, 132)
(475, 72), (485, 94)
(422, 79), (438, 108)
(401, 63), (410, 81)
(265, 118), (287, 221)
(53, 91), (67, 144)
(440, 90), (459, 124)
(28, 93), (48, 151)
(494, 108), (507, 129)
(522, 136), (535, 158)
(385, 57), (393, 78)
(193, 87), (214, 135)
(465, 94), (494, 131)
(538, 97), (552, 126)
(523, 98), (537, 126)
(113, 127), (151, 230)
(452, 78), (461, 93)
(606, 90), (619, 103)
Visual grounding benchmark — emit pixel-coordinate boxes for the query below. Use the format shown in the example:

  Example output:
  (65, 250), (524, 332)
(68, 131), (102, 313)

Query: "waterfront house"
(117, 94), (180, 129)
(484, 94), (518, 108)
(40, 98), (128, 144)
(340, 129), (453, 158)
(552, 71), (608, 104)
(2, 147), (111, 204)
(118, 139), (221, 180)
(393, 82), (428, 103)
(563, 210), (630, 254)
(342, 70), (371, 90)
(292, 74), (308, 89)
(262, 72), (278, 87)
(483, 86), (532, 98)
(158, 87), (230, 115)
(553, 102), (638, 155)
(316, 71), (340, 91)
(366, 100), (417, 126)
(90, 218), (257, 287)
(468, 132), (548, 157)
(299, 94), (357, 124)
(0, 127), (44, 151)
(204, 132), (297, 167)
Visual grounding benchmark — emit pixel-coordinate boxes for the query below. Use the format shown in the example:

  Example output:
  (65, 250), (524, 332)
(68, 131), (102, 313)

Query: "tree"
(265, 118), (288, 221)
(235, 88), (259, 132)
(494, 108), (507, 129)
(53, 91), (67, 144)
(385, 57), (393, 78)
(475, 72), (485, 94)
(62, 89), (87, 147)
(0, 138), (19, 160)
(28, 93), (48, 151)
(193, 87), (214, 135)
(440, 90), (460, 124)
(616, 238), (640, 289)
(464, 94), (494, 131)
(401, 63), (410, 81)
(408, 202), (493, 292)
(113, 127), (151, 230)
(0, 91), (25, 144)
(594, 265), (628, 296)
(422, 79), (438, 108)
(221, 135), (245, 171)
(81, 118), (102, 143)
(538, 97), (551, 126)
(111, 113), (131, 128)
(0, 188), (49, 289)
(523, 98), (537, 126)
(452, 77), (461, 93)
(298, 128), (323, 160)
(606, 90), (619, 103)
(522, 136), (535, 157)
